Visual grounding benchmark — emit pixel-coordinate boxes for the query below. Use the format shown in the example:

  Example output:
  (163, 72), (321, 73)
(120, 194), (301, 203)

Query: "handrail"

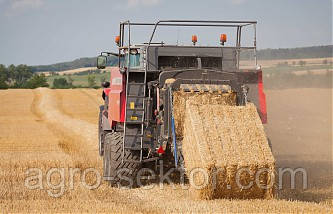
(119, 20), (258, 68)
(146, 20), (256, 45)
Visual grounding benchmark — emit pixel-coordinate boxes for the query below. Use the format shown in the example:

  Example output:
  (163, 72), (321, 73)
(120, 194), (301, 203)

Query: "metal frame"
(118, 20), (258, 68)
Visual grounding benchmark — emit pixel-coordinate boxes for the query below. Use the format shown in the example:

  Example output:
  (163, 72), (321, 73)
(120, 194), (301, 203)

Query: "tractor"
(97, 20), (267, 187)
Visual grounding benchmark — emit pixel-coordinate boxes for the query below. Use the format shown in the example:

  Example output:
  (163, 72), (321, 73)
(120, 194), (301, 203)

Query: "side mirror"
(97, 55), (107, 69)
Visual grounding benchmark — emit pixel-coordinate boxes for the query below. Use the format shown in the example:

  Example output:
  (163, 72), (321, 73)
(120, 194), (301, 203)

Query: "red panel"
(120, 75), (126, 122)
(108, 67), (126, 125)
(257, 70), (267, 124)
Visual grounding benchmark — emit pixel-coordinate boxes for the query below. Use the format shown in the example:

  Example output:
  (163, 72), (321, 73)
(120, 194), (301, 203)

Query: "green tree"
(100, 76), (106, 84)
(6, 64), (34, 88)
(0, 79), (8, 89)
(0, 64), (8, 89)
(67, 75), (74, 87)
(88, 75), (96, 88)
(53, 78), (70, 89)
(14, 65), (33, 86)
(24, 74), (49, 89)
(0, 64), (8, 79)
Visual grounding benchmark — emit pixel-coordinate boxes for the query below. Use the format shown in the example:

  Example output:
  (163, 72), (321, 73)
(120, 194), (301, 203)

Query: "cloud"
(127, 0), (161, 8)
(3, 0), (44, 16)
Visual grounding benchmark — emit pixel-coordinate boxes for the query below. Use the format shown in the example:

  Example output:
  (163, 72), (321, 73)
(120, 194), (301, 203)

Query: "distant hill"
(30, 45), (332, 72)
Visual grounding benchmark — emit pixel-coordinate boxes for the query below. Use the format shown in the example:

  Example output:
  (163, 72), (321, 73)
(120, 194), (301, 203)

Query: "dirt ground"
(265, 88), (332, 204)
(0, 88), (331, 213)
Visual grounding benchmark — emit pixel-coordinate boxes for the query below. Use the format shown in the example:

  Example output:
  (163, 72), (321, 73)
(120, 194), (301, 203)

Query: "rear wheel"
(103, 132), (141, 187)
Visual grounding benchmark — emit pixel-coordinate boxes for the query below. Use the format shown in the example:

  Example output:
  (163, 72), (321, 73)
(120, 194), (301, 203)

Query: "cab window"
(125, 53), (141, 68)
(120, 49), (141, 68)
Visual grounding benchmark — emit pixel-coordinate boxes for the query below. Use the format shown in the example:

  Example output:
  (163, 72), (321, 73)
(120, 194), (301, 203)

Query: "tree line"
(30, 56), (118, 73)
(0, 64), (48, 89)
(51, 75), (99, 89)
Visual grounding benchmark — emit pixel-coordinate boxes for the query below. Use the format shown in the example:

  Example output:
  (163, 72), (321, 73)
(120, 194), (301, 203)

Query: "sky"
(0, 0), (332, 66)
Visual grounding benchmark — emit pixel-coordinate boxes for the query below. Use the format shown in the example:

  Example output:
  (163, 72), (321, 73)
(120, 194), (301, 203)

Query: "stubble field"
(0, 88), (331, 213)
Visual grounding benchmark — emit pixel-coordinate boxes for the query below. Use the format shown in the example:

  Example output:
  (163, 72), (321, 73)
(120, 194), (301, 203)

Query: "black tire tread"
(103, 132), (141, 187)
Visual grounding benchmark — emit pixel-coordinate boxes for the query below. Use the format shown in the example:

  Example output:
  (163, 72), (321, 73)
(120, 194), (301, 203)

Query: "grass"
(46, 72), (110, 87)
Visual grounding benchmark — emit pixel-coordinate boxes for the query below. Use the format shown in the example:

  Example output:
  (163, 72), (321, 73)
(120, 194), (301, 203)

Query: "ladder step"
(126, 108), (145, 111)
(123, 70), (147, 163)
(125, 134), (144, 137)
(125, 121), (144, 125)
(128, 83), (146, 85)
(128, 69), (146, 73)
(128, 95), (146, 98)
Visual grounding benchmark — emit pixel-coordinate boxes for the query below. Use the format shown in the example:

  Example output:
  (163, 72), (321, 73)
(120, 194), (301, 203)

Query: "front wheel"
(103, 132), (141, 188)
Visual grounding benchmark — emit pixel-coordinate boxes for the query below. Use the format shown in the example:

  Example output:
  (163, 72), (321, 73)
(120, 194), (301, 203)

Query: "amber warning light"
(192, 35), (198, 46)
(220, 34), (227, 46)
(115, 36), (120, 46)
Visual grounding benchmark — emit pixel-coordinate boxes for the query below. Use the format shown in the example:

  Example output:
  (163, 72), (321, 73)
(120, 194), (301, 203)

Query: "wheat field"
(0, 88), (331, 213)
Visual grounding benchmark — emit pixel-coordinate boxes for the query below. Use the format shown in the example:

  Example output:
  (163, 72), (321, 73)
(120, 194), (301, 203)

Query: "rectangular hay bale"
(173, 91), (237, 138)
(181, 98), (275, 200)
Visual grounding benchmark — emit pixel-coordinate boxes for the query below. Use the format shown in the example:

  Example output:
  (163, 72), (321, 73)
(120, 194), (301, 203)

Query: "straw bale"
(173, 91), (236, 138)
(181, 97), (275, 200)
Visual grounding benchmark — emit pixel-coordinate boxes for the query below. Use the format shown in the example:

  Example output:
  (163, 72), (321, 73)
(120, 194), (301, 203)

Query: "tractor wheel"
(98, 108), (105, 156)
(103, 132), (141, 188)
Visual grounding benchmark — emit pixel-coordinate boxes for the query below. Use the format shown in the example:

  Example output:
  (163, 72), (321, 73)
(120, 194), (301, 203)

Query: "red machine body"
(108, 67), (126, 126)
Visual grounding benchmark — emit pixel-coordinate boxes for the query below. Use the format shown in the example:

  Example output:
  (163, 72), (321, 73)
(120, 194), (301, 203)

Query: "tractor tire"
(103, 132), (141, 188)
(98, 107), (105, 156)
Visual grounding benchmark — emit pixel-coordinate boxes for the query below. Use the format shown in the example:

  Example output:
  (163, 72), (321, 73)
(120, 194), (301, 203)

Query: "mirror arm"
(100, 51), (119, 57)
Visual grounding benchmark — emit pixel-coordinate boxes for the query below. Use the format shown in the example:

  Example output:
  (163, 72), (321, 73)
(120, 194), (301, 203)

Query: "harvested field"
(0, 88), (331, 213)
(182, 99), (275, 200)
(240, 57), (333, 68)
(53, 89), (103, 124)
